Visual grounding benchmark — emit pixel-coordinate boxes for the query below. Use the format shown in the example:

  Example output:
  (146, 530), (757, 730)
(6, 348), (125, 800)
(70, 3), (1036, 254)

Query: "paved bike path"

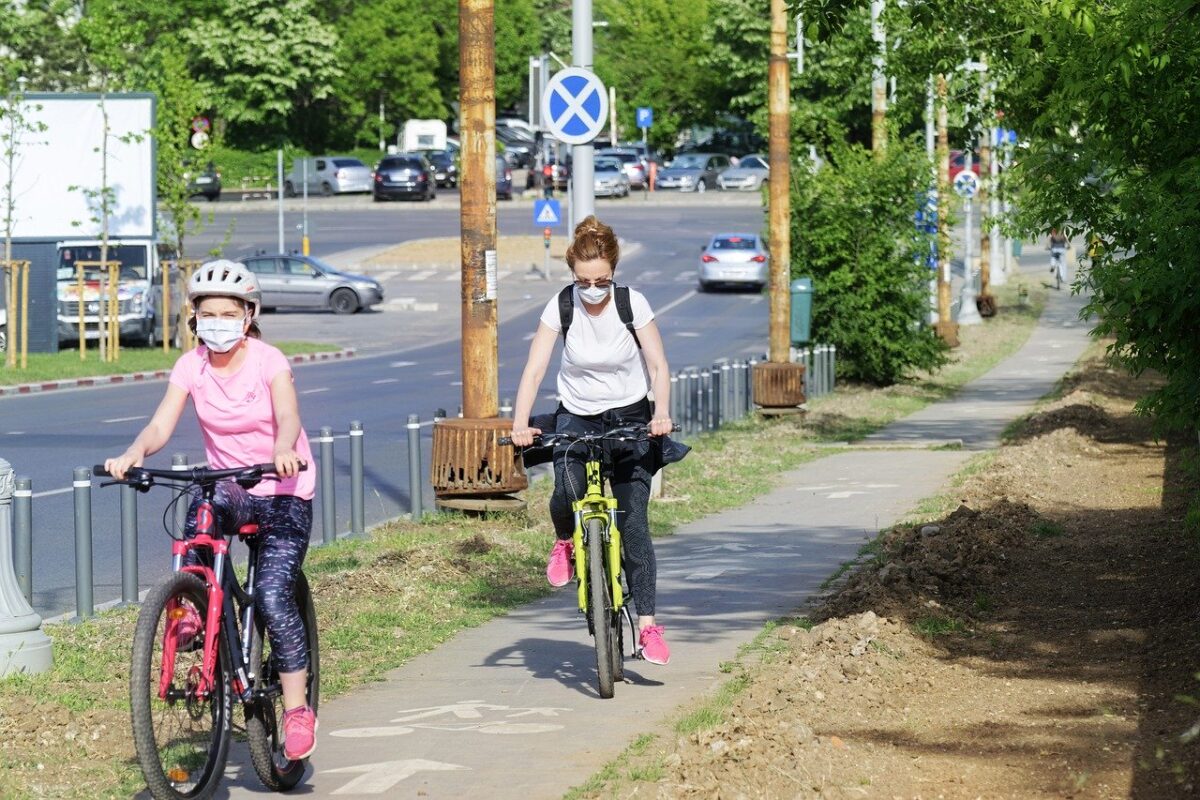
(212, 259), (1090, 799)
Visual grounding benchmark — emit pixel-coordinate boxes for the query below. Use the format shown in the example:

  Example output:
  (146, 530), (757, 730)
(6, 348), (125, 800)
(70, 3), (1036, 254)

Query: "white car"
(698, 233), (768, 292)
(593, 159), (631, 198)
(717, 154), (769, 191)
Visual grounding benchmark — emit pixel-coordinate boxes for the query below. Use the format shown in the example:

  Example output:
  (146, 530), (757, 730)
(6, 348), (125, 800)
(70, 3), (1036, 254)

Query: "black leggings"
(549, 400), (658, 616)
(184, 483), (313, 673)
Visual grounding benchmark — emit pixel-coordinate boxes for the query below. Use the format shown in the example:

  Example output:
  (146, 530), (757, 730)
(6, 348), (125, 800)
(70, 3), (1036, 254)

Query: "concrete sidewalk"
(215, 258), (1091, 799)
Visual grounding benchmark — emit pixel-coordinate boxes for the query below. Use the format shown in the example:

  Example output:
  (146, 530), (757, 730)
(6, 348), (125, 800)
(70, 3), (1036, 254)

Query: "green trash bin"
(790, 277), (813, 345)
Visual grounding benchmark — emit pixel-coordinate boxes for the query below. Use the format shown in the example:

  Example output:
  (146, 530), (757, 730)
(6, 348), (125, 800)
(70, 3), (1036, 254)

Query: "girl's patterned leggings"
(184, 482), (313, 673)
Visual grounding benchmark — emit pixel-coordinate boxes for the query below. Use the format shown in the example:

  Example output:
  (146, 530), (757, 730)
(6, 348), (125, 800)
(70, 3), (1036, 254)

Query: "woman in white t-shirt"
(511, 215), (676, 665)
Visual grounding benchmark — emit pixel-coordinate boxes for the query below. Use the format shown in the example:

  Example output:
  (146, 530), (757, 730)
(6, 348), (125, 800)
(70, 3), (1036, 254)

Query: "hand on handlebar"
(104, 450), (144, 481)
(272, 447), (306, 479)
(509, 427), (542, 448)
(648, 416), (675, 437)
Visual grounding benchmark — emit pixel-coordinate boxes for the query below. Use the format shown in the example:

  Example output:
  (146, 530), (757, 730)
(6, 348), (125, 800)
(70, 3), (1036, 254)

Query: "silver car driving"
(698, 233), (768, 292)
(238, 254), (384, 314)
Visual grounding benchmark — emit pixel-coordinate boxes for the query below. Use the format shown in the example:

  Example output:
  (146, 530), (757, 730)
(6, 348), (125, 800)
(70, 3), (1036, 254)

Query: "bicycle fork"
(571, 462), (624, 614)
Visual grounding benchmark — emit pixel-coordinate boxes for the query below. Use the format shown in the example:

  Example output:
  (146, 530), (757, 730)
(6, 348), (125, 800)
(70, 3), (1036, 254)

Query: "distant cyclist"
(510, 215), (681, 665)
(1049, 228), (1069, 289)
(104, 260), (319, 761)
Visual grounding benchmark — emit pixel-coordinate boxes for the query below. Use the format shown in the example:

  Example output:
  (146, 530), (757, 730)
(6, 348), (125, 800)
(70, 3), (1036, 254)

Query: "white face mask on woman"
(196, 317), (247, 353)
(578, 284), (611, 305)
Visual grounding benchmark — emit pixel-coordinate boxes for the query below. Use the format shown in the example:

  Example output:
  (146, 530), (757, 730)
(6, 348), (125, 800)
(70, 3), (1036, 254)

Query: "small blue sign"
(534, 199), (562, 227)
(636, 107), (653, 128)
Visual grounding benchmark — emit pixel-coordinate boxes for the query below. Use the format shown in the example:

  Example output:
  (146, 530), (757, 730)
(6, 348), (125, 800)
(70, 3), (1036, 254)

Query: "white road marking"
(444, 272), (459, 281)
(33, 487), (74, 499)
(523, 332), (535, 341)
(674, 270), (697, 282)
(409, 270), (435, 281)
(640, 270), (661, 281)
(657, 289), (698, 316)
(6, 431), (23, 435)
(327, 760), (469, 795)
(675, 331), (700, 337)
(687, 568), (728, 580)
(376, 270), (401, 281)
(826, 491), (868, 499)
(450, 381), (463, 386)
(103, 415), (148, 424)
(390, 361), (418, 368)
(433, 370), (454, 377)
(300, 387), (330, 395)
(372, 378), (400, 385)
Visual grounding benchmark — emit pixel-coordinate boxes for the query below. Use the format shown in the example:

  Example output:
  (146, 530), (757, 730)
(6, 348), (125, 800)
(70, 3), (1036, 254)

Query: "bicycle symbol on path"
(330, 700), (571, 738)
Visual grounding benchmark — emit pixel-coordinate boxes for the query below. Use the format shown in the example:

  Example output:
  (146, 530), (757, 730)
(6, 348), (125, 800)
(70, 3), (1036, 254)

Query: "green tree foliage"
(791, 139), (948, 385)
(182, 0), (341, 147)
(594, 0), (711, 150)
(700, 0), (770, 131)
(0, 0), (87, 91)
(495, 0), (542, 113)
(997, 0), (1200, 432)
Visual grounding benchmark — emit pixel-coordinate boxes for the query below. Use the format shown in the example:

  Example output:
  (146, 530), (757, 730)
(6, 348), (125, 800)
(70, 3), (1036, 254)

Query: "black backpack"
(557, 284), (642, 350)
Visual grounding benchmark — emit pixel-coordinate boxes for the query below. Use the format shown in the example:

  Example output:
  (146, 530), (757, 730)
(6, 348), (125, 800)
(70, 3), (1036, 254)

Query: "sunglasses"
(574, 277), (614, 289)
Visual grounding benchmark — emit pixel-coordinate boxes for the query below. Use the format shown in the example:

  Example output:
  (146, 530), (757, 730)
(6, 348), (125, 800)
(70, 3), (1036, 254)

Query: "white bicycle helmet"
(188, 259), (262, 318)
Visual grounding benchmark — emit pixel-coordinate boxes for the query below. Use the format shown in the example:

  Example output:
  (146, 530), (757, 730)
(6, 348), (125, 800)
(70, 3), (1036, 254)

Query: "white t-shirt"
(539, 286), (655, 415)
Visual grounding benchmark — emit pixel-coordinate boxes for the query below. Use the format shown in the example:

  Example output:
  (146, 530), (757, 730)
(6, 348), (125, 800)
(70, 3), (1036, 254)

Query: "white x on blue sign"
(542, 67), (609, 146)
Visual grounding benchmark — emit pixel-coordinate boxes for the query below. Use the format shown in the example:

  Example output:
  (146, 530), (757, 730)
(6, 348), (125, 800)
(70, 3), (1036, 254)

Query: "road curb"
(0, 347), (357, 397)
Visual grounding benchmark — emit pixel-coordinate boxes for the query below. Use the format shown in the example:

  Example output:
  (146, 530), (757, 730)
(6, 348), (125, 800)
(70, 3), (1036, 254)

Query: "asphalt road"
(4, 200), (769, 619)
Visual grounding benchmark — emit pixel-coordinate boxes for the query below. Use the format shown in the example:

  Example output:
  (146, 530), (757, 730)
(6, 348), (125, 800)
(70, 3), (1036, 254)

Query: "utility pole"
(458, 0), (498, 420)
(976, 55), (994, 309)
(571, 0), (595, 225)
(870, 0), (887, 154)
(753, 0), (806, 410)
(935, 73), (958, 347)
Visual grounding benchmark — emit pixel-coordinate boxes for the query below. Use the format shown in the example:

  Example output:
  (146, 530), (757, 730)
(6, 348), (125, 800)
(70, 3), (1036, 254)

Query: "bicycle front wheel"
(246, 571), (321, 791)
(587, 517), (617, 699)
(130, 572), (232, 800)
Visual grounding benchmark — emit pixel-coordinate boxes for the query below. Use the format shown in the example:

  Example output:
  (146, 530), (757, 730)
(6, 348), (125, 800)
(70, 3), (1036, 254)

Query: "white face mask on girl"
(196, 317), (247, 353)
(578, 284), (611, 305)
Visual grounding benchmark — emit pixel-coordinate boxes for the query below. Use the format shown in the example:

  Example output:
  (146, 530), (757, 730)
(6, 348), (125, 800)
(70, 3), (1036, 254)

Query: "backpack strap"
(557, 284), (642, 350)
(614, 285), (642, 350)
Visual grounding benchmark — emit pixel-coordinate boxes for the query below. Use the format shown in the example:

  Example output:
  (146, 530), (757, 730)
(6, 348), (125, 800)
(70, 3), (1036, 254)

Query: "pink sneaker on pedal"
(173, 604), (203, 650)
(639, 625), (670, 665)
(546, 539), (574, 587)
(282, 705), (319, 761)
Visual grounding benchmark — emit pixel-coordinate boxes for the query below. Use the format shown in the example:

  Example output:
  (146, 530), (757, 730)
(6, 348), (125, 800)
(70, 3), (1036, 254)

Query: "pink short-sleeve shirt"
(169, 338), (316, 499)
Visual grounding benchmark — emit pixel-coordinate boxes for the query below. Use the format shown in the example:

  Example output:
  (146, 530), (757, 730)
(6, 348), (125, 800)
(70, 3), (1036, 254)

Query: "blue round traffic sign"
(953, 171), (979, 199)
(542, 67), (609, 146)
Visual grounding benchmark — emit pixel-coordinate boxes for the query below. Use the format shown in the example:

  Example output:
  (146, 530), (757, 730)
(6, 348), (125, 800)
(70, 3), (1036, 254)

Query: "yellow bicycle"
(504, 423), (674, 698)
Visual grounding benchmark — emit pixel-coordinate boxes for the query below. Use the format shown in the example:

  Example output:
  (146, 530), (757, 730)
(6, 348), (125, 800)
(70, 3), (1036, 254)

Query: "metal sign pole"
(571, 0), (595, 225)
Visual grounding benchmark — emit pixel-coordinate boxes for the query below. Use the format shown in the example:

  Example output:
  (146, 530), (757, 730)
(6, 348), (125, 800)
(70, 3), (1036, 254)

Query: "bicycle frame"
(572, 457), (624, 615)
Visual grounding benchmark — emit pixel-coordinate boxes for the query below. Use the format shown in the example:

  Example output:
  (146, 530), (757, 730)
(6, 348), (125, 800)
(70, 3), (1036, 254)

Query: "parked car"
(698, 233), (768, 292)
(284, 156), (373, 196)
(620, 141), (663, 168)
(237, 254), (384, 314)
(421, 149), (458, 187)
(495, 154), (513, 200)
(596, 148), (647, 189)
(657, 152), (730, 192)
(593, 158), (630, 198)
(373, 153), (436, 202)
(948, 149), (981, 181)
(184, 160), (221, 201)
(717, 154), (769, 191)
(496, 126), (534, 168)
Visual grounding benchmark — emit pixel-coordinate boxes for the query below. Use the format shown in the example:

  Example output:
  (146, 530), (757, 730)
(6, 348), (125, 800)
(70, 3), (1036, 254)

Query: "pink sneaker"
(282, 705), (318, 761)
(173, 603), (203, 651)
(639, 625), (670, 665)
(546, 539), (574, 587)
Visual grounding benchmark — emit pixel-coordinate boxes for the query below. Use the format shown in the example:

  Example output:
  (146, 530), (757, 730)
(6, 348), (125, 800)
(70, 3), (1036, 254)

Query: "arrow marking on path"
(326, 759), (469, 795)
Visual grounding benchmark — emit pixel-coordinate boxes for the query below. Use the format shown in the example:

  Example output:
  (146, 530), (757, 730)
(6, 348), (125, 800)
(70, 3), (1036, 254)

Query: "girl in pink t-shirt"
(105, 260), (319, 762)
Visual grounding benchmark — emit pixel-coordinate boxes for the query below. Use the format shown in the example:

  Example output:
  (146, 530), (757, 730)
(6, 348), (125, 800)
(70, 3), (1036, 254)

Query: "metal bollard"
(350, 421), (365, 536)
(830, 345), (837, 392)
(434, 408), (447, 424)
(120, 483), (138, 605)
(73, 466), (94, 621)
(13, 477), (31, 605)
(748, 358), (759, 409)
(172, 453), (189, 537)
(814, 346), (826, 397)
(821, 345), (831, 396)
(701, 370), (713, 431)
(710, 365), (721, 428)
(319, 426), (336, 544)
(721, 362), (732, 423)
(688, 370), (701, 436)
(732, 362), (744, 419)
(407, 414), (423, 520)
(669, 373), (680, 427)
(802, 348), (813, 399)
(499, 398), (513, 419)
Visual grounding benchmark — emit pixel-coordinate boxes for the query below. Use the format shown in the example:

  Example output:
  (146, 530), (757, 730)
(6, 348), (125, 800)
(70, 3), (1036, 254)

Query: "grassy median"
(0, 281), (1046, 798)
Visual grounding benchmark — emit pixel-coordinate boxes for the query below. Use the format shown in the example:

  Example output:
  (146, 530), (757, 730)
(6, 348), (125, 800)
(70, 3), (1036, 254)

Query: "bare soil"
(594, 353), (1200, 799)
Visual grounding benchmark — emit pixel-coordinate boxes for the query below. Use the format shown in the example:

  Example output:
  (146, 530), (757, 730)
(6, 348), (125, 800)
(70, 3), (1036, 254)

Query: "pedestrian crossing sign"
(534, 199), (562, 227)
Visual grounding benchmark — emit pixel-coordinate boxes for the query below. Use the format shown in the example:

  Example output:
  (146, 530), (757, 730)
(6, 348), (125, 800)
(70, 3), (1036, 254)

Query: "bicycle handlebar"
(93, 462), (307, 492)
(498, 423), (680, 447)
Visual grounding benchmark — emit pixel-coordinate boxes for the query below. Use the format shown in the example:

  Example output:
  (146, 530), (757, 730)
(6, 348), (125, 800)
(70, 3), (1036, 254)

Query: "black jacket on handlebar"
(517, 410), (690, 473)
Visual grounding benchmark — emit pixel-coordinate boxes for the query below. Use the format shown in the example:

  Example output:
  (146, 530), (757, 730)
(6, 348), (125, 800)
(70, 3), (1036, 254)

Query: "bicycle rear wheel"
(130, 572), (232, 800)
(246, 571), (321, 790)
(587, 517), (617, 698)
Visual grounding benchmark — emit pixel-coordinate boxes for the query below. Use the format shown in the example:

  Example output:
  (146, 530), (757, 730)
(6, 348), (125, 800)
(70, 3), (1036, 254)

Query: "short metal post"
(748, 358), (759, 409)
(701, 370), (713, 431)
(732, 362), (744, 418)
(434, 408), (447, 424)
(821, 345), (831, 396)
(319, 426), (336, 544)
(73, 466), (93, 621)
(688, 370), (701, 436)
(14, 477), (32, 604)
(802, 348), (812, 399)
(710, 365), (722, 427)
(407, 414), (423, 520)
(120, 483), (138, 605)
(499, 398), (513, 418)
(350, 421), (365, 536)
(171, 453), (189, 537)
(830, 344), (837, 391)
(721, 363), (732, 423)
(812, 346), (824, 397)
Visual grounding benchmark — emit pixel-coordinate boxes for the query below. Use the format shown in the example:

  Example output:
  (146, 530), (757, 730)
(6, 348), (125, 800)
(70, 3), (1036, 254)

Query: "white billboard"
(4, 93), (156, 240)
